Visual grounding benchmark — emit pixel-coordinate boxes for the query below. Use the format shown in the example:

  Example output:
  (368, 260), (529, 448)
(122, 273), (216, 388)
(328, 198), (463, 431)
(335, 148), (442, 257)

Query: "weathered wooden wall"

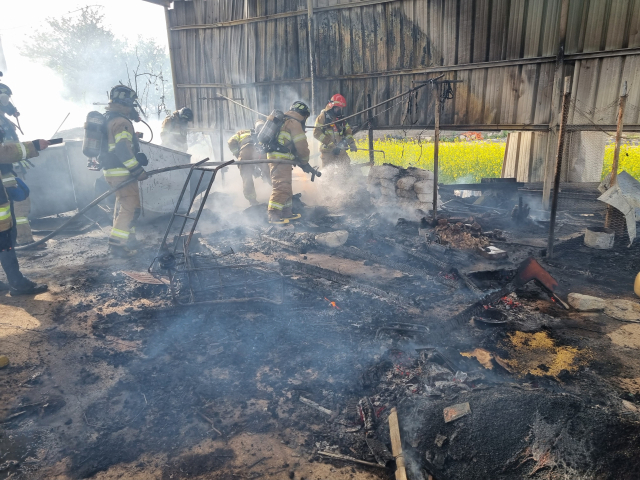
(165, 0), (640, 134)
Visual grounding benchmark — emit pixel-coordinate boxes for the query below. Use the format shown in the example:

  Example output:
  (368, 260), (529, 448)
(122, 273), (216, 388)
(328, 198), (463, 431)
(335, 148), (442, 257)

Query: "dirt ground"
(1, 182), (640, 480)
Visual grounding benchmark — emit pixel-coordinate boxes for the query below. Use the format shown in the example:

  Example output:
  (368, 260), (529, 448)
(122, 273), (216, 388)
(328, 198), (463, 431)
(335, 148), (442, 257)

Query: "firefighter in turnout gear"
(313, 94), (356, 168)
(0, 125), (49, 295)
(160, 107), (193, 152)
(0, 83), (39, 247)
(102, 85), (149, 257)
(228, 120), (266, 205)
(266, 101), (310, 224)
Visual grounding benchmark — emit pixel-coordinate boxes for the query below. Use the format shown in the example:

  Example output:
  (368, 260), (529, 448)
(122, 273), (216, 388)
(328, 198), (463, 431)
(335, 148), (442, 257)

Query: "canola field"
(353, 138), (640, 183)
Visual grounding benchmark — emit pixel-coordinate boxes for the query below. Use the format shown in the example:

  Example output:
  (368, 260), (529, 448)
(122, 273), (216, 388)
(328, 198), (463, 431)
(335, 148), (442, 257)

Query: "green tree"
(22, 6), (173, 118)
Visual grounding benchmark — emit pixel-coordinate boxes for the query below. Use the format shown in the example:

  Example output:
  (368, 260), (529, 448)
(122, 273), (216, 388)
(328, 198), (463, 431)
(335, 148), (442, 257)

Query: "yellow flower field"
(603, 144), (640, 179)
(353, 138), (505, 184)
(352, 138), (640, 183)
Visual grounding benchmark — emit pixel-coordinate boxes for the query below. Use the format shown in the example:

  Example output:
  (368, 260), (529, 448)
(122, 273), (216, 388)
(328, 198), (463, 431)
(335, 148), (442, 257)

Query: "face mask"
(333, 107), (343, 116)
(0, 94), (9, 107)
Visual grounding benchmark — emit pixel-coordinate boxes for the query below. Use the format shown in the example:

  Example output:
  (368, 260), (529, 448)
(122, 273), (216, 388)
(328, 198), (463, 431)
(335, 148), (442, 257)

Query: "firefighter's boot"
(10, 278), (48, 296)
(268, 211), (289, 225)
(109, 245), (138, 258)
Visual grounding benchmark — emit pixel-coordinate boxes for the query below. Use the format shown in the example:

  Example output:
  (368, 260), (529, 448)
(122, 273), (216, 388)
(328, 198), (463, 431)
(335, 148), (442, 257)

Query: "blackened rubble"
(2, 171), (640, 480)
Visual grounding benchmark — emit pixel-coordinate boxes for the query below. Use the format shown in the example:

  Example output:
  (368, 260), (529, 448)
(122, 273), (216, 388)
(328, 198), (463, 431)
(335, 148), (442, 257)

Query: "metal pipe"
(433, 83), (440, 221)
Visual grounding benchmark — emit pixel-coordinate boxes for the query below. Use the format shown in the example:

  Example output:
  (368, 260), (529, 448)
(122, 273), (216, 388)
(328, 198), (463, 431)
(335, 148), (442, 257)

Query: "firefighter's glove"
(332, 146), (341, 156)
(6, 178), (30, 202)
(137, 170), (149, 181)
(0, 230), (12, 253)
(350, 145), (357, 152)
(135, 152), (149, 167)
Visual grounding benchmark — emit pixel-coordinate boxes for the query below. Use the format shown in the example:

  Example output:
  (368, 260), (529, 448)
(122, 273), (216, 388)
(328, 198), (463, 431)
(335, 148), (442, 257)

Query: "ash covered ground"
(1, 168), (640, 480)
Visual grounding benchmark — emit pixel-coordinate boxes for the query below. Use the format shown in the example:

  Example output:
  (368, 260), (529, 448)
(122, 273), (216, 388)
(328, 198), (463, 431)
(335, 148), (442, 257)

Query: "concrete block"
(396, 176), (417, 190)
(370, 164), (401, 179)
(414, 180), (435, 194)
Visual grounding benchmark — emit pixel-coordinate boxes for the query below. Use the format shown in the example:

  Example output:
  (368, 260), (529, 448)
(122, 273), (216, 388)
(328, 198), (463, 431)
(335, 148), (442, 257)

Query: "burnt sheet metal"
(23, 140), (191, 219)
(449, 256), (568, 327)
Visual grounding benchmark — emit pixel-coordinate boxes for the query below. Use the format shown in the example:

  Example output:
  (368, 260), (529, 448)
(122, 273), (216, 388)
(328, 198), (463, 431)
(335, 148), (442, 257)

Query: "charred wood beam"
(335, 245), (435, 280)
(279, 259), (413, 308)
(170, 0), (397, 30)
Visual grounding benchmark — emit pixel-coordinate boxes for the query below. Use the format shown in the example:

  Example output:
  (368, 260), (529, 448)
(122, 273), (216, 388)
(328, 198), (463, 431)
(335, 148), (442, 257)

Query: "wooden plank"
(530, 132), (550, 182)
(362, 5), (376, 73)
(583, 0), (608, 52)
(468, 68), (487, 123)
(400, 0), (415, 70)
(621, 54), (640, 124)
(442, 0), (457, 66)
(506, 0), (527, 59)
(484, 67), (504, 124)
(523, 0), (545, 57)
(499, 66), (520, 124)
(429, 0), (444, 66)
(606, 0), (630, 50)
(350, 6), (364, 74)
(339, 7), (352, 76)
(473, 0), (490, 62)
(374, 3), (388, 72)
(533, 62), (555, 124)
(502, 132), (521, 178)
(517, 63), (539, 124)
(170, 0), (397, 30)
(386, 2), (401, 71)
(489, 0), (510, 61)
(593, 56), (624, 125)
(628, 0), (640, 48)
(517, 131), (533, 181)
(542, 0), (561, 56)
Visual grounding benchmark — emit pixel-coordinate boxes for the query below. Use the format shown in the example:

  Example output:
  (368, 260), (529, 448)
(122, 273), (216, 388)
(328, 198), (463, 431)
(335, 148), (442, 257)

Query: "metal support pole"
(367, 94), (374, 166)
(546, 76), (572, 259)
(432, 83), (441, 221)
(307, 0), (316, 115)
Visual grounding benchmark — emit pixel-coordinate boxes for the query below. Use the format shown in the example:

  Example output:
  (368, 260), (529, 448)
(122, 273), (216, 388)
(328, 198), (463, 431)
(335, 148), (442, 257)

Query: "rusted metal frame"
(170, 0), (397, 30)
(367, 94), (374, 166)
(372, 123), (550, 131)
(546, 76), (572, 259)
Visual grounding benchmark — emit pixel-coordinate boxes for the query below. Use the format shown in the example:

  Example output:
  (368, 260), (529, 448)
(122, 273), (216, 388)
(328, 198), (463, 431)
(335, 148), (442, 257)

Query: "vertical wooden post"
(432, 83), (441, 221)
(307, 0), (316, 115)
(610, 81), (627, 187)
(546, 76), (572, 259)
(605, 81), (628, 230)
(542, 0), (570, 209)
(367, 94), (374, 166)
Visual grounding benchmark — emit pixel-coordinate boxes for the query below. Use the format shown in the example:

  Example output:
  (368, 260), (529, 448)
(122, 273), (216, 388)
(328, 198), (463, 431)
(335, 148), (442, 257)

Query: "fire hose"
(15, 159), (308, 250)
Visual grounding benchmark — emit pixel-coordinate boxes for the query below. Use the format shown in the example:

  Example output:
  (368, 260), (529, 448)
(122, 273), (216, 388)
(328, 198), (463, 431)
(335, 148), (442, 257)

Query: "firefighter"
(228, 119), (265, 206)
(313, 93), (357, 168)
(160, 107), (193, 152)
(0, 83), (40, 248)
(266, 101), (310, 224)
(101, 85), (149, 257)
(0, 125), (49, 295)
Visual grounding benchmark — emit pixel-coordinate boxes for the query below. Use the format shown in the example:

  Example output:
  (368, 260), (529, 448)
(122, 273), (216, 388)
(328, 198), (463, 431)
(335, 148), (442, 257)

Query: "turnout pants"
(0, 207), (27, 288)
(268, 163), (293, 217)
(105, 175), (141, 247)
(238, 163), (257, 203)
(14, 197), (34, 245)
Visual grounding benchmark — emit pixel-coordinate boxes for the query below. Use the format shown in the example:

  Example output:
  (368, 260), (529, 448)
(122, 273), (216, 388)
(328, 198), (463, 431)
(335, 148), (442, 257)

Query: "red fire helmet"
(330, 94), (347, 108)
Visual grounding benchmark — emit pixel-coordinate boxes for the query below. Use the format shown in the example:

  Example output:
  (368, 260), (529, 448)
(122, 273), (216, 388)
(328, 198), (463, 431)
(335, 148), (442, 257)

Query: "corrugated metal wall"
(166, 0), (640, 135)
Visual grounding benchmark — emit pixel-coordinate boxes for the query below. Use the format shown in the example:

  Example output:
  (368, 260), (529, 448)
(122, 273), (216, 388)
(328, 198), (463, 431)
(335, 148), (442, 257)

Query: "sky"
(0, 0), (169, 139)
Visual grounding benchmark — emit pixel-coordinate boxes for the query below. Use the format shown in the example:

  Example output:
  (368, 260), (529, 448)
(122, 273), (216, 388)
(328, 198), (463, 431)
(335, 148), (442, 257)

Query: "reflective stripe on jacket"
(314, 107), (355, 153)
